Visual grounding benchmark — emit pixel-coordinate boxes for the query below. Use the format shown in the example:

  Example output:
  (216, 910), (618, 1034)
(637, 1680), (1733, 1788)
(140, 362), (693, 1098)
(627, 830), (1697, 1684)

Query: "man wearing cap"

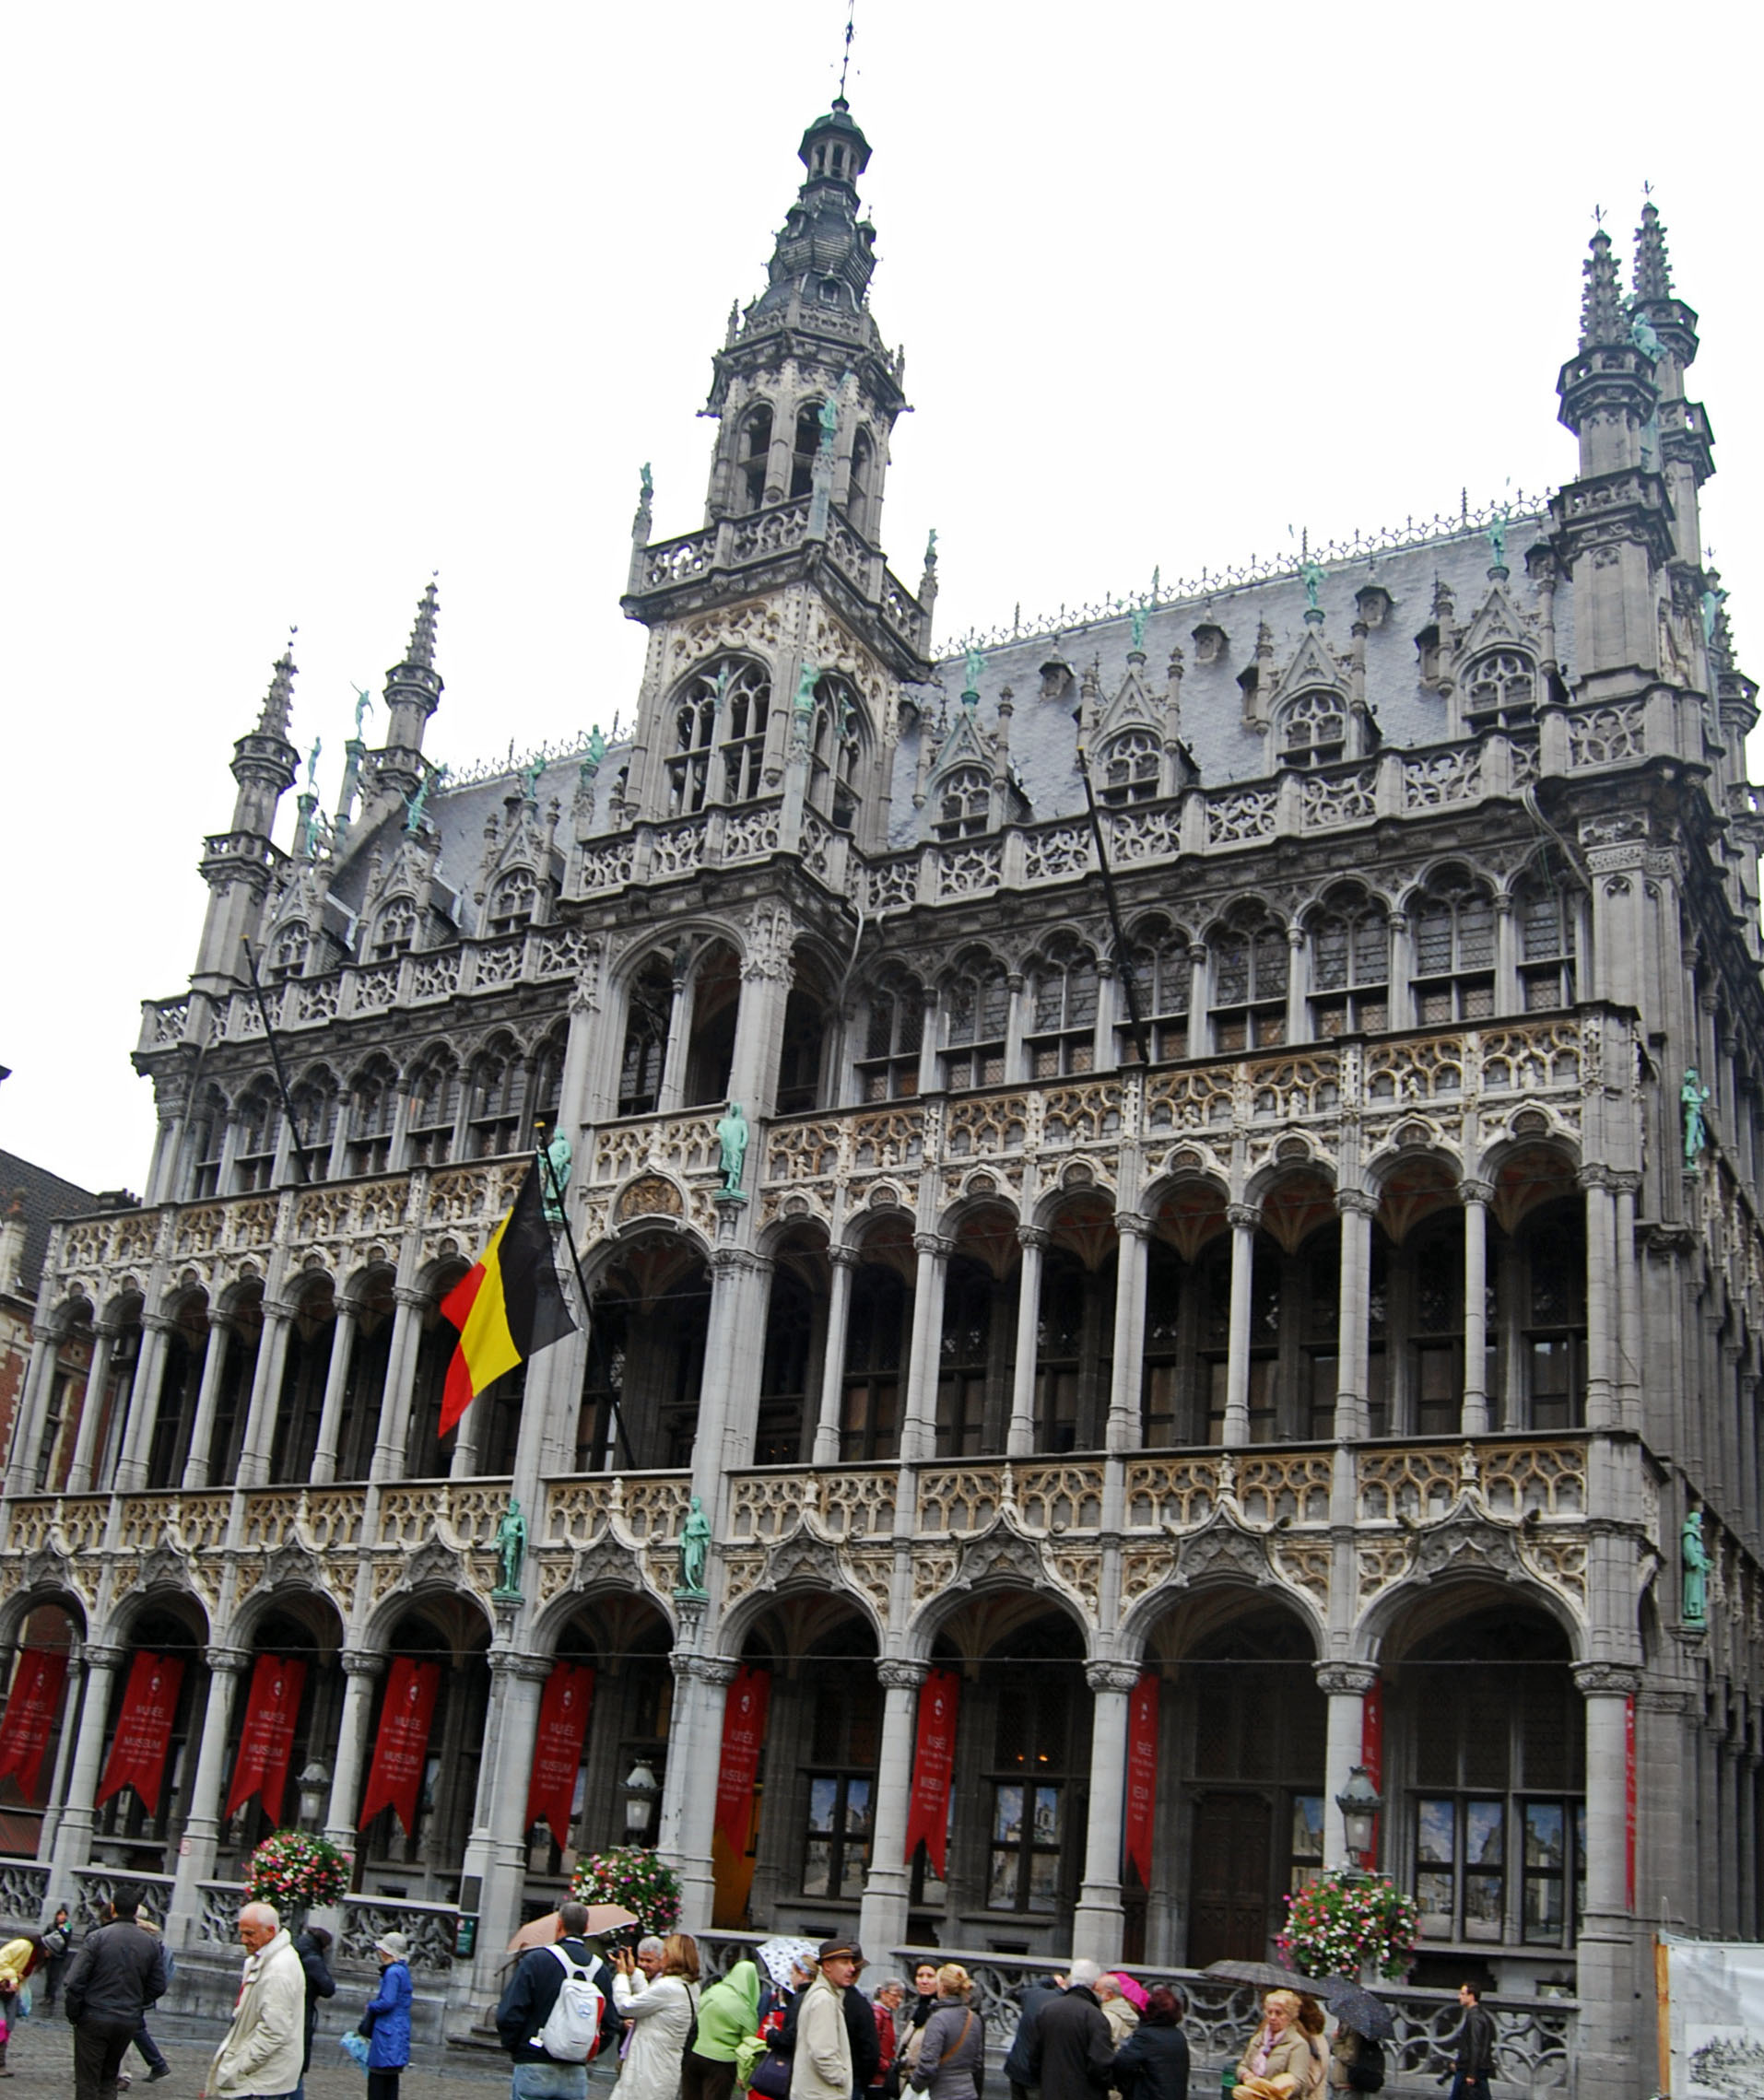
(206, 1902), (306, 2100)
(496, 1901), (617, 2097)
(793, 1941), (860, 2100)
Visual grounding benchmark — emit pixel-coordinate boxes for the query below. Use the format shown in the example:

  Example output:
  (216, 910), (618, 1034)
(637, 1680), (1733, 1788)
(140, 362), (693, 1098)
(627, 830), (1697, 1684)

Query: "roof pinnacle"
(1580, 227), (1628, 350)
(258, 630), (299, 740)
(1633, 199), (1674, 306)
(406, 577), (440, 671)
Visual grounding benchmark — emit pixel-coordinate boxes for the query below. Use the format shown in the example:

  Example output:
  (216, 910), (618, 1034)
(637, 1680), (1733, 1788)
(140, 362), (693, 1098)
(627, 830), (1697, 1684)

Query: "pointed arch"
(854, 965), (924, 1103)
(1276, 687), (1348, 769)
(405, 1045), (462, 1167)
(465, 1030), (531, 1158)
(345, 1053), (400, 1176)
(941, 946), (1010, 1090)
(370, 894), (418, 962)
(1305, 885), (1391, 1038)
(1025, 933), (1100, 1079)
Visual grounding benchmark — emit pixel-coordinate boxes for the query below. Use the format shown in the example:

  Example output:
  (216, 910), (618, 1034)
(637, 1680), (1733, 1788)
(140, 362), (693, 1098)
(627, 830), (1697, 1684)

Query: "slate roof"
(0, 1150), (101, 1301)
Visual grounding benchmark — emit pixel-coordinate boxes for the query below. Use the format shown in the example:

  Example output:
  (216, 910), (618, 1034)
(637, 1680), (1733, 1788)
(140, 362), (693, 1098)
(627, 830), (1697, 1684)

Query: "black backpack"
(1346, 2040), (1386, 2094)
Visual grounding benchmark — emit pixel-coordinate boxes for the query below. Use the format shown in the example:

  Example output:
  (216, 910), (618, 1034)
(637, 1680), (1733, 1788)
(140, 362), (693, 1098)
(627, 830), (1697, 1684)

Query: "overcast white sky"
(2, 1), (1759, 1197)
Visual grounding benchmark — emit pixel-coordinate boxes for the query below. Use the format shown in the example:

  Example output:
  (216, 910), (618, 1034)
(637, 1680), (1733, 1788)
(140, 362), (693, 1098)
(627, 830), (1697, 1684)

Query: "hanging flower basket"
(570, 1847), (681, 1936)
(1276, 1871), (1419, 1982)
(244, 1830), (353, 1911)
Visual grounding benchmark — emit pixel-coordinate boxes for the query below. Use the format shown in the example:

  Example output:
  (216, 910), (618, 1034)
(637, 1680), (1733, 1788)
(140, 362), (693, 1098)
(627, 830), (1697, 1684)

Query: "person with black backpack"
(497, 1903), (610, 2100)
(1327, 2019), (1385, 2096)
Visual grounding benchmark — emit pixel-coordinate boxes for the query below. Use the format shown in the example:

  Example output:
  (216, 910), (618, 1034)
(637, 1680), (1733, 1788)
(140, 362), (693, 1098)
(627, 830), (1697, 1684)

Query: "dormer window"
(488, 867), (537, 935)
(819, 276), (842, 304)
(1280, 690), (1347, 769)
(269, 926), (310, 982)
(1193, 624), (1227, 665)
(1099, 729), (1160, 806)
(1464, 651), (1537, 733)
(935, 765), (991, 840)
(371, 897), (417, 962)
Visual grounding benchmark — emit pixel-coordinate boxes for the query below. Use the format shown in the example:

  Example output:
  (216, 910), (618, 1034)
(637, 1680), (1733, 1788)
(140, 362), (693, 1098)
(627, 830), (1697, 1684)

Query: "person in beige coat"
(206, 1903), (307, 2100)
(1234, 1991), (1325, 2098)
(791, 1939), (860, 2100)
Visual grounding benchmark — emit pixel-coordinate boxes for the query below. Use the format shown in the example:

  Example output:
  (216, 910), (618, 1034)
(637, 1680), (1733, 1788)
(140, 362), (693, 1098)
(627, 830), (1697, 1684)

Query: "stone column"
(1073, 1661), (1140, 1965)
(1385, 914), (1413, 1032)
(1222, 1204), (1260, 1448)
(1316, 1662), (1379, 1871)
(659, 1653), (737, 1932)
(178, 1314), (234, 1492)
(698, 1249), (773, 1492)
(1742, 1742), (1761, 1939)
(1582, 1168), (1617, 1429)
(233, 1299), (295, 1490)
(1285, 925), (1308, 1046)
(47, 1643), (126, 1901)
(65, 1323), (119, 1495)
(1007, 1229), (1049, 1457)
(470, 1649), (553, 2005)
(310, 1298), (359, 1486)
(1573, 1663), (1641, 2099)
(166, 1645), (252, 1948)
(812, 1249), (859, 1464)
(1187, 946), (1209, 1056)
(1494, 895), (1519, 1013)
(371, 1287), (429, 1481)
(323, 1649), (388, 1847)
(1334, 1192), (1376, 1442)
(858, 1659), (929, 1961)
(112, 1312), (176, 1494)
(900, 1235), (951, 1463)
(1613, 1173), (1642, 1434)
(1459, 1180), (1493, 1436)
(1108, 1215), (1149, 1452)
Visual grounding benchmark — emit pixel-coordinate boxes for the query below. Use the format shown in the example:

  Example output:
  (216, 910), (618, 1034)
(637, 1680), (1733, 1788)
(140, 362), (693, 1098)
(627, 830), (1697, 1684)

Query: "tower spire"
(1633, 198), (1673, 305)
(257, 634), (298, 740)
(374, 577), (444, 805)
(1579, 226), (1627, 349)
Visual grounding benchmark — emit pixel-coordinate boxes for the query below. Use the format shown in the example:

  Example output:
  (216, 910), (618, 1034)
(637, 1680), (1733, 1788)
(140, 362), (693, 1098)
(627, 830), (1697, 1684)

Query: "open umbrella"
(582, 1903), (641, 1938)
(1317, 1978), (1395, 2041)
(506, 1903), (639, 1956)
(1111, 1974), (1149, 2012)
(1201, 1960), (1316, 1995)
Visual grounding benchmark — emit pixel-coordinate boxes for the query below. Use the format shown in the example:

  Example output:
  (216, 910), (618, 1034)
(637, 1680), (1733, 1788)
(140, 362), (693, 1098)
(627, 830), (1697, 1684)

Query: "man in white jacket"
(205, 1903), (307, 2100)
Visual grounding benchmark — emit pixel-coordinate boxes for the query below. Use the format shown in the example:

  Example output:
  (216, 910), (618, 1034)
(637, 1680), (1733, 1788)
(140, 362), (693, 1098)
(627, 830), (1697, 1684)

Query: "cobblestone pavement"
(0, 2018), (625, 2100)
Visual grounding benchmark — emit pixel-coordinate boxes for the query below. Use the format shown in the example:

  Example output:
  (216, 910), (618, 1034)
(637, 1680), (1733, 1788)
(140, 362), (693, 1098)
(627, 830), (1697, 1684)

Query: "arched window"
(1464, 651), (1536, 733)
(846, 427), (876, 536)
(1027, 940), (1100, 1078)
(738, 403), (773, 513)
(269, 924), (310, 982)
(619, 954), (676, 1117)
(288, 1071), (339, 1181)
(1211, 916), (1289, 1051)
(1517, 1205), (1586, 1430)
(685, 943), (741, 1107)
(467, 1036), (529, 1158)
(189, 1084), (227, 1199)
(1099, 729), (1160, 806)
(719, 661), (771, 804)
(1124, 924), (1192, 1062)
(778, 952), (833, 1116)
(405, 1052), (460, 1167)
(809, 675), (861, 828)
(488, 867), (537, 935)
(935, 764), (990, 841)
(667, 675), (719, 816)
(1309, 894), (1390, 1038)
(347, 1056), (400, 1176)
(790, 402), (824, 499)
(530, 1028), (566, 1137)
(841, 1244), (911, 1461)
(1279, 689), (1347, 769)
(1411, 872), (1496, 1023)
(232, 1083), (281, 1192)
(371, 896), (417, 962)
(942, 954), (1009, 1089)
(1515, 874), (1579, 1012)
(856, 973), (924, 1101)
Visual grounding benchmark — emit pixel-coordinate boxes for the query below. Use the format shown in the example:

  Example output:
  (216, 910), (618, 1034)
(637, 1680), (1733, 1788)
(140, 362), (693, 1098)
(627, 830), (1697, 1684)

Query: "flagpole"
(535, 1132), (636, 1473)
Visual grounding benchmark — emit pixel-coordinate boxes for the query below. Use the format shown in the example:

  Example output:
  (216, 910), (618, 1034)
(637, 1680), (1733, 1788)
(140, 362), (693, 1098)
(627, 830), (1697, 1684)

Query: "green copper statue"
(640, 462), (653, 502)
(353, 686), (372, 738)
(493, 1495), (527, 1601)
(1682, 1507), (1709, 1623)
(520, 755), (546, 804)
(963, 644), (985, 695)
(1683, 1068), (1711, 1165)
(304, 736), (322, 792)
(1300, 558), (1326, 612)
(1130, 604), (1148, 652)
(1631, 312), (1664, 363)
(678, 1495), (711, 1597)
(817, 394), (840, 452)
(539, 1126), (572, 1224)
(716, 1101), (749, 1193)
(1488, 513), (1508, 570)
(1702, 586), (1728, 646)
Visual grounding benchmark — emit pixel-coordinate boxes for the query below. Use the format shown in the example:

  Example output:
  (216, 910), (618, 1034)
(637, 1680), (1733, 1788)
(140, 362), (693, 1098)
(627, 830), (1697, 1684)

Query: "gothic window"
(719, 662), (772, 804)
(668, 677), (717, 816)
(1518, 1207), (1585, 1430)
(1464, 651), (1537, 733)
(685, 944), (742, 1108)
(618, 954), (676, 1118)
(1309, 895), (1390, 1038)
(231, 1083), (281, 1192)
(467, 1035), (529, 1158)
(935, 765), (991, 841)
(1410, 873), (1496, 1023)
(1026, 939), (1099, 1078)
(738, 404), (772, 513)
(488, 867), (538, 935)
(189, 1085), (227, 1199)
(288, 1071), (339, 1181)
(942, 953), (1009, 1089)
(1124, 924), (1192, 1062)
(846, 427), (876, 538)
(371, 896), (417, 962)
(802, 1659), (880, 1900)
(1099, 729), (1160, 806)
(841, 1257), (909, 1461)
(856, 973), (924, 1102)
(405, 1052), (461, 1167)
(808, 675), (861, 829)
(755, 1262), (815, 1464)
(347, 1056), (400, 1176)
(268, 924), (310, 982)
(778, 953), (833, 1116)
(1210, 917), (1289, 1051)
(1515, 875), (1579, 1012)
(987, 1670), (1075, 1914)
(529, 1028), (565, 1139)
(936, 1257), (998, 1458)
(790, 402), (823, 499)
(1279, 689), (1347, 769)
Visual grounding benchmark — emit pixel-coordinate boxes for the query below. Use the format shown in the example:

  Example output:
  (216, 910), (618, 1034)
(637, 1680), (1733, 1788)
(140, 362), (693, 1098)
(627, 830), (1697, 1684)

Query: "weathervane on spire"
(838, 0), (855, 99)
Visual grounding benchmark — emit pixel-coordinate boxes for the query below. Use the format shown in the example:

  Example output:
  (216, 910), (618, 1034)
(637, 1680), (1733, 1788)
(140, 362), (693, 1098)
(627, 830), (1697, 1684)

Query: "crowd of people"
(0, 1887), (1505, 2100)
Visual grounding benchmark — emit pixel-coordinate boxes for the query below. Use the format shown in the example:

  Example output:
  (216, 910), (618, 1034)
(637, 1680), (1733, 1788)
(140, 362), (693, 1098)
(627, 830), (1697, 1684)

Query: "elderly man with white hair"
(206, 1901), (307, 2100)
(1022, 1961), (1114, 2100)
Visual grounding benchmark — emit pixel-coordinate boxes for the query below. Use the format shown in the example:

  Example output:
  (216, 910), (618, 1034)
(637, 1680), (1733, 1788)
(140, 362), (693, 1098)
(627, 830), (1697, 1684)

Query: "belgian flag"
(438, 1160), (578, 1436)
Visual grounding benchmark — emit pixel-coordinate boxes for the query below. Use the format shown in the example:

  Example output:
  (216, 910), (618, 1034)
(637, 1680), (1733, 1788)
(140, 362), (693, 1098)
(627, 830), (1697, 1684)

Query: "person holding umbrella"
(1317, 1981), (1390, 2094)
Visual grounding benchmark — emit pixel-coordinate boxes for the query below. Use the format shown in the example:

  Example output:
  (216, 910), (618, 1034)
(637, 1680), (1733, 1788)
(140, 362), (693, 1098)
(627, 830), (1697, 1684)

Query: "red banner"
(1123, 1670), (1159, 1885)
(223, 1655), (308, 1824)
(526, 1663), (595, 1851)
(904, 1668), (960, 1877)
(713, 1666), (771, 1856)
(1625, 1694), (1636, 1913)
(1360, 1680), (1384, 1863)
(358, 1658), (441, 1836)
(0, 1648), (68, 1801)
(96, 1652), (185, 1815)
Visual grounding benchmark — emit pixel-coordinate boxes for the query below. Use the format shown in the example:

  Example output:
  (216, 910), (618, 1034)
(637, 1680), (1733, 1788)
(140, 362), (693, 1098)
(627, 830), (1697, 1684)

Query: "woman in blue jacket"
(361, 1931), (414, 2100)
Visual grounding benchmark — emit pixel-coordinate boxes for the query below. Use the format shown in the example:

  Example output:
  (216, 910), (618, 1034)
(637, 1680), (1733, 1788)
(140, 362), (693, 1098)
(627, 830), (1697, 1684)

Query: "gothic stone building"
(5, 98), (1761, 2095)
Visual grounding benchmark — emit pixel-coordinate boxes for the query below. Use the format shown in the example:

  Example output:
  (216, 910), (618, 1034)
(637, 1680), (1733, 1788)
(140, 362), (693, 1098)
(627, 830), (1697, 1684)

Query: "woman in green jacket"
(685, 1959), (762, 2100)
